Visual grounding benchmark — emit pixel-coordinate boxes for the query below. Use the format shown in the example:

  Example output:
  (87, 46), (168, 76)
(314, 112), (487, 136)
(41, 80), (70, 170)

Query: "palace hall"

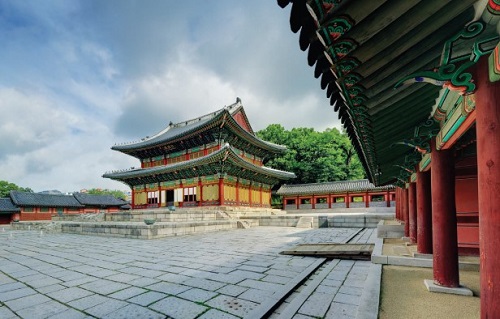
(103, 100), (296, 209)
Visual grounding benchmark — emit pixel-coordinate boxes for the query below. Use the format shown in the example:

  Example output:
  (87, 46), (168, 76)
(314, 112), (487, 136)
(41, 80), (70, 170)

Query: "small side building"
(73, 192), (128, 213)
(3, 191), (129, 222)
(277, 179), (395, 211)
(9, 191), (83, 221)
(0, 198), (20, 224)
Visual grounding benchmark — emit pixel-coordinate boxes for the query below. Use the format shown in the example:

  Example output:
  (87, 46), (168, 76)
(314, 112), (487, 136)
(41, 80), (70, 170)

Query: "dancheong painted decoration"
(103, 99), (295, 209)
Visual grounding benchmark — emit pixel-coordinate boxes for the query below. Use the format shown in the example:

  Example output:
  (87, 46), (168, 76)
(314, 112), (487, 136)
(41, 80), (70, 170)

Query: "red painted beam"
(431, 137), (459, 287)
(476, 56), (500, 318)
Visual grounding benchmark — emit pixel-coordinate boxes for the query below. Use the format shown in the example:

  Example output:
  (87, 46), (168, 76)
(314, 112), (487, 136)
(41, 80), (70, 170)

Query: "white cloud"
(0, 1), (343, 194)
(0, 87), (134, 192)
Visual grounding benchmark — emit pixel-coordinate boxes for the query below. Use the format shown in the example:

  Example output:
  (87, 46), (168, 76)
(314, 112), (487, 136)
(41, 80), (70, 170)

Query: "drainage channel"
(246, 228), (366, 319)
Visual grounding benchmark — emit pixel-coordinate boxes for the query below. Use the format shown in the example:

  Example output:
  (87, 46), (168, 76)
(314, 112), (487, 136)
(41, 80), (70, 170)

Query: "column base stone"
(423, 279), (473, 296)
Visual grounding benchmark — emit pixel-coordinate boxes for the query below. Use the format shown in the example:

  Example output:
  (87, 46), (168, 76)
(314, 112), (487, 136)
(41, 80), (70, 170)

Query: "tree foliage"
(86, 188), (128, 201)
(257, 124), (365, 184)
(0, 180), (33, 198)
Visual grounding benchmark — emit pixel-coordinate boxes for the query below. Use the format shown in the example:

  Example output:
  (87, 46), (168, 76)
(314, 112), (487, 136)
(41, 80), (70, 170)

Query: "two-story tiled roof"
(10, 191), (83, 208)
(111, 100), (287, 158)
(277, 179), (394, 196)
(0, 198), (20, 213)
(73, 193), (128, 207)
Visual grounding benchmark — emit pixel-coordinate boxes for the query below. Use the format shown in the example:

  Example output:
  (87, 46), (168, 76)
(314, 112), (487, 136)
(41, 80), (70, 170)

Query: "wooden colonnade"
(394, 56), (500, 315)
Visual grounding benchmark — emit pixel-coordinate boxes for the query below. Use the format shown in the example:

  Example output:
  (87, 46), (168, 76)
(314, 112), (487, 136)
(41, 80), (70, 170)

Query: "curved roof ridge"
(113, 100), (243, 148)
(223, 114), (288, 152)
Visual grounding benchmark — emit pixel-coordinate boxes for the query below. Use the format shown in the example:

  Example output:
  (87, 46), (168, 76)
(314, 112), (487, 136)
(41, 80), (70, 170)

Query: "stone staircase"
(296, 216), (314, 228)
(237, 220), (252, 229)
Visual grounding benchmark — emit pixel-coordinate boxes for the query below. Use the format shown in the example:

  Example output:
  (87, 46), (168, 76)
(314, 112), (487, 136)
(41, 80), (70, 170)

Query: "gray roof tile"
(73, 193), (128, 207)
(0, 198), (20, 213)
(276, 179), (394, 196)
(111, 102), (286, 153)
(10, 191), (83, 208)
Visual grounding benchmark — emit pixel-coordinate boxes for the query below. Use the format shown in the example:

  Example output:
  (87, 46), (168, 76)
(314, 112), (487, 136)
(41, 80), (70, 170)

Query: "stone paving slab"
(150, 296), (208, 318)
(0, 227), (377, 319)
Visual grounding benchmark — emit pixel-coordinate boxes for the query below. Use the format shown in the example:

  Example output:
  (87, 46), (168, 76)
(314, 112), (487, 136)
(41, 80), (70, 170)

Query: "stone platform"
(13, 207), (394, 240)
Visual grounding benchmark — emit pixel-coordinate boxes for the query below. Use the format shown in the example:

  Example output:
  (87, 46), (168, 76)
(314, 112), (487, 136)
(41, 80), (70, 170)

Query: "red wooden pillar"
(328, 195), (332, 209)
(395, 188), (400, 220)
(312, 195), (316, 209)
(365, 191), (369, 208)
(236, 180), (240, 206)
(131, 189), (135, 208)
(408, 181), (417, 243)
(218, 177), (224, 206)
(296, 196), (299, 210)
(259, 186), (263, 207)
(416, 169), (432, 254)
(346, 193), (350, 208)
(158, 183), (162, 207)
(198, 179), (203, 207)
(386, 189), (390, 208)
(431, 137), (459, 287)
(397, 188), (402, 221)
(402, 187), (409, 237)
(476, 56), (500, 317)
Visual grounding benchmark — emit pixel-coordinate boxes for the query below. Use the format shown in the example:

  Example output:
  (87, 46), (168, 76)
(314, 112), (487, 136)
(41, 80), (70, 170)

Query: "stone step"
(296, 217), (313, 228)
(237, 220), (251, 229)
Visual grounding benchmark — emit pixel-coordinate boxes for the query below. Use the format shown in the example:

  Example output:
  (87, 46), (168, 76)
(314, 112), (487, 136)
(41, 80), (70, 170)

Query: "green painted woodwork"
(435, 93), (476, 150)
(201, 175), (217, 182)
(103, 144), (295, 187)
(489, 44), (500, 82)
(411, 173), (417, 183)
(395, 21), (498, 94)
(161, 181), (177, 187)
(317, 16), (354, 47)
(306, 0), (344, 24)
(279, 0), (495, 185)
(419, 154), (431, 172)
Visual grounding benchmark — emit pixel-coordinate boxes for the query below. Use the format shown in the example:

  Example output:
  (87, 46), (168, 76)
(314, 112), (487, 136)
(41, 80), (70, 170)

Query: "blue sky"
(0, 1), (340, 193)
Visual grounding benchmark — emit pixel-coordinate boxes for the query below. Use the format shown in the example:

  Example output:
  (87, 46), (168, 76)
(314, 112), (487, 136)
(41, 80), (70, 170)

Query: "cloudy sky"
(0, 1), (340, 193)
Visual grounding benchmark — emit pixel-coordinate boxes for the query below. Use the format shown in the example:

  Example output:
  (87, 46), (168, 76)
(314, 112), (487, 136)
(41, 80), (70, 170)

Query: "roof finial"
(236, 97), (241, 104)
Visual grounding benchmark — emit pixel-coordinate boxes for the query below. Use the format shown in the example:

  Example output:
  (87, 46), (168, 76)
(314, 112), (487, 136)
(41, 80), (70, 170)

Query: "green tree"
(0, 180), (33, 198)
(86, 188), (128, 200)
(257, 125), (365, 184)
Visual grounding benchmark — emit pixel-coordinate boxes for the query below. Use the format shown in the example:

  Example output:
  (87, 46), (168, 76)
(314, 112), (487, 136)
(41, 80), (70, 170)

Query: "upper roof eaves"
(112, 100), (247, 151)
(103, 143), (296, 180)
(111, 100), (288, 154)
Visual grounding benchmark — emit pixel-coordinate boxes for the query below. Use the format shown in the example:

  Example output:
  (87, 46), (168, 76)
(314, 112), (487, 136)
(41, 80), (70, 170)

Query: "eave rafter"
(278, 0), (498, 186)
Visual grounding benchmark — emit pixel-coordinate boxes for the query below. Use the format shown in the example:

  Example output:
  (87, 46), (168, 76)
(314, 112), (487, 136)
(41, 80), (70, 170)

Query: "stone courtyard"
(0, 227), (377, 319)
